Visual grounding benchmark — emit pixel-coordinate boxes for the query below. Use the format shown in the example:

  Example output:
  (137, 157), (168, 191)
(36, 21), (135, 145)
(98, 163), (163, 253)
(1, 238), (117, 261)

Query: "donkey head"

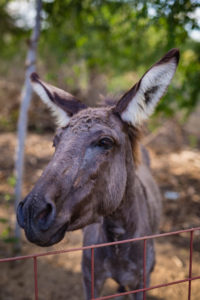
(17, 49), (179, 246)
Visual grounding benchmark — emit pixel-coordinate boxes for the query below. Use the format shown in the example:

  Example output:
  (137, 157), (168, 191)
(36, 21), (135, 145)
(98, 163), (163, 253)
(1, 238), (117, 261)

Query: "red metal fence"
(1, 227), (200, 300)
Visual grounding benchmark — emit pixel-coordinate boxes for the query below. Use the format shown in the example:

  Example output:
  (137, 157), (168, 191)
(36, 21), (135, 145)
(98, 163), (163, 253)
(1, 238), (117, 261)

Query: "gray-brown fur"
(17, 49), (179, 299)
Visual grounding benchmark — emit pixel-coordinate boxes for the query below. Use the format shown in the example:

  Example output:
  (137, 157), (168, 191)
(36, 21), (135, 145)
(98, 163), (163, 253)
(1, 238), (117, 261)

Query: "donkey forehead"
(67, 107), (122, 134)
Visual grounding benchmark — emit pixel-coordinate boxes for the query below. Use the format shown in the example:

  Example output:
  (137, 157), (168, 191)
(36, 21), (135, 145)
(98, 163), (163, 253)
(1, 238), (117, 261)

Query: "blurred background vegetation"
(0, 0), (199, 133)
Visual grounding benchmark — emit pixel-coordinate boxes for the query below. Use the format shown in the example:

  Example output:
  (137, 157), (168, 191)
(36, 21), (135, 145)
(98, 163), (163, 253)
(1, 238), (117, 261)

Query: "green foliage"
(0, 218), (16, 243)
(0, 0), (200, 118)
(0, 0), (27, 59)
(4, 193), (11, 202)
(0, 226), (18, 244)
(0, 217), (8, 224)
(0, 217), (18, 244)
(39, 0), (200, 117)
(7, 175), (16, 188)
(188, 134), (198, 148)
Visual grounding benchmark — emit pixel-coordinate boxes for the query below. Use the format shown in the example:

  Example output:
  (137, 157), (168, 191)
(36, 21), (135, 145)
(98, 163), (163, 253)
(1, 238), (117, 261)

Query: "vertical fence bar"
(188, 231), (194, 300)
(2, 228), (200, 300)
(143, 239), (147, 300)
(91, 248), (95, 300)
(33, 256), (38, 300)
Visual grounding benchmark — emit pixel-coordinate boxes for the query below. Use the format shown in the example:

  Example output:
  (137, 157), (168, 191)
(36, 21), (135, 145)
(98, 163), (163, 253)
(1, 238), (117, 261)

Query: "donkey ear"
(30, 73), (87, 127)
(114, 48), (180, 126)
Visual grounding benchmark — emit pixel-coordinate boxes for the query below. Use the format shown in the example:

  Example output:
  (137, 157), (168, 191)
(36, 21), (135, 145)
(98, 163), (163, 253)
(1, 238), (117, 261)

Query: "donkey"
(17, 49), (179, 299)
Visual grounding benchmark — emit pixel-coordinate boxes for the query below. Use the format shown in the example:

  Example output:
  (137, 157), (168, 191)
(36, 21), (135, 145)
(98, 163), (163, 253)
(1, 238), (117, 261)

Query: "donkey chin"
(27, 222), (69, 247)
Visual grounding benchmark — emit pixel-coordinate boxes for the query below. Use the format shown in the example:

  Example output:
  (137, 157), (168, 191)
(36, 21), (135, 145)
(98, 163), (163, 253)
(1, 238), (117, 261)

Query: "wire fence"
(1, 226), (200, 300)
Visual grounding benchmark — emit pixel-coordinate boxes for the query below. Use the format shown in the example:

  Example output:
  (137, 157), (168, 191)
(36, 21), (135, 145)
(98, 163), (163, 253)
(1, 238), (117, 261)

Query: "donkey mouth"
(26, 222), (69, 247)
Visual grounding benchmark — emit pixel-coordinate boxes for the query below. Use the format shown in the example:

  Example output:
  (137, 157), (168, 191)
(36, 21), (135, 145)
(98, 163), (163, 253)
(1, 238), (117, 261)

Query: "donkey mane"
(100, 98), (142, 164)
(121, 120), (141, 165)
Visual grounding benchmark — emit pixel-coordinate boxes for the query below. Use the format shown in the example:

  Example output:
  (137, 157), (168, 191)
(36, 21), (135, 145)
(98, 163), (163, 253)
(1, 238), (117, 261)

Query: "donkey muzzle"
(17, 198), (56, 232)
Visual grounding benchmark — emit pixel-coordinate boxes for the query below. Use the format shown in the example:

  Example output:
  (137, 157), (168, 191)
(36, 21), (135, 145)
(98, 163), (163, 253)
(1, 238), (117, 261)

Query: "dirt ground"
(0, 120), (200, 300)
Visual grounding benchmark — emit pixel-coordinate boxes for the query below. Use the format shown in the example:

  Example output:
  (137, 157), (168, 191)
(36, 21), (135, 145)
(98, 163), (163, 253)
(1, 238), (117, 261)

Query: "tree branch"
(14, 0), (42, 251)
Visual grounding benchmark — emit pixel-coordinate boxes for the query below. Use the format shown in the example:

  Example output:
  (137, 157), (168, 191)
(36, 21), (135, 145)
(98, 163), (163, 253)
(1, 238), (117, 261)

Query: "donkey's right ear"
(30, 73), (87, 127)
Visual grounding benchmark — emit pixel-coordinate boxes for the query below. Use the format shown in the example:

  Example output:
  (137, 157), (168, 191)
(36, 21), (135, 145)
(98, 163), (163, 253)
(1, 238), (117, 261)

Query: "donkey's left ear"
(30, 73), (87, 127)
(114, 48), (180, 126)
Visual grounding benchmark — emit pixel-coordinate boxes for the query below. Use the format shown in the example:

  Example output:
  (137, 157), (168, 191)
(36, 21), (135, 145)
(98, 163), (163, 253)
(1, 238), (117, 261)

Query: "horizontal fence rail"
(1, 227), (200, 300)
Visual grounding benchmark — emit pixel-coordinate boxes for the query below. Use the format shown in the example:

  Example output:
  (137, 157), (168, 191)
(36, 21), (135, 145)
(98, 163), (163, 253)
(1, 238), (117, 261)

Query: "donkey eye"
(96, 137), (114, 150)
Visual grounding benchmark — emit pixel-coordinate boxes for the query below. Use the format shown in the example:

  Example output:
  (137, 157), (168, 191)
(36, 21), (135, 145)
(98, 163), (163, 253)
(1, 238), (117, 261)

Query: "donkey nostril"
(17, 202), (25, 228)
(38, 204), (52, 222)
(37, 202), (56, 231)
(38, 210), (48, 221)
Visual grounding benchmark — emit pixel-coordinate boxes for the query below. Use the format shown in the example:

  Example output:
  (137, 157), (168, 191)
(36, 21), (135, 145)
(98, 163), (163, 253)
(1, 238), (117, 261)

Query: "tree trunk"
(14, 0), (42, 252)
(87, 68), (106, 107)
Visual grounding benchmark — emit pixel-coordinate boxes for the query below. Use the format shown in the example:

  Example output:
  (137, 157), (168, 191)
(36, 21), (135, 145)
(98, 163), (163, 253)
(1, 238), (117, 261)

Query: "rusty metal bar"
(1, 227), (200, 263)
(95, 276), (200, 300)
(33, 256), (38, 300)
(188, 230), (194, 300)
(143, 239), (147, 300)
(91, 248), (95, 300)
(0, 227), (200, 300)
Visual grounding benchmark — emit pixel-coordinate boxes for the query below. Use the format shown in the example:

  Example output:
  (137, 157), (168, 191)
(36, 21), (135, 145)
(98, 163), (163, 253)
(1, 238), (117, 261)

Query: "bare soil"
(0, 121), (200, 300)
